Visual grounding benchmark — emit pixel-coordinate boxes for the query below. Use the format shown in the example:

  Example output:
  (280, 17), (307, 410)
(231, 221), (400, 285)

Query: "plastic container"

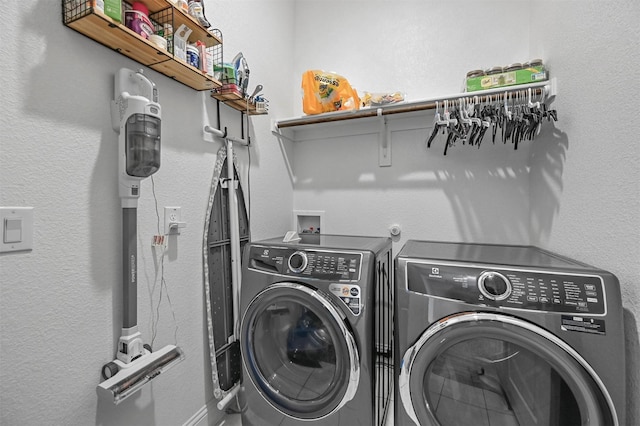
(149, 34), (167, 50)
(466, 69), (485, 78)
(186, 45), (200, 68)
(505, 63), (523, 72)
(529, 59), (544, 67)
(131, 1), (148, 15)
(124, 9), (154, 39)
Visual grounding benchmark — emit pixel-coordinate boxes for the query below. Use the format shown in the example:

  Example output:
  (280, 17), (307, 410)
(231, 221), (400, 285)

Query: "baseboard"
(183, 399), (229, 426)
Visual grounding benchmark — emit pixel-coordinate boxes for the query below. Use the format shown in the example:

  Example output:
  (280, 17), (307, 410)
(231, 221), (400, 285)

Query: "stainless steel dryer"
(240, 234), (393, 426)
(395, 240), (625, 426)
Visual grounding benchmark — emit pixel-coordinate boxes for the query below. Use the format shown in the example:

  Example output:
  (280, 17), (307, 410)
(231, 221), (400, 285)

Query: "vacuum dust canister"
(111, 68), (162, 203)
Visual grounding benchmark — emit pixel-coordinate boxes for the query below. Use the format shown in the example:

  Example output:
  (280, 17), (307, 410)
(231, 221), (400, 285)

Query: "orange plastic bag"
(302, 70), (360, 115)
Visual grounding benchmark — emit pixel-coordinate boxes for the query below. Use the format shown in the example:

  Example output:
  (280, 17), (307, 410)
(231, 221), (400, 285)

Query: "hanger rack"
(273, 79), (556, 129)
(272, 79), (557, 169)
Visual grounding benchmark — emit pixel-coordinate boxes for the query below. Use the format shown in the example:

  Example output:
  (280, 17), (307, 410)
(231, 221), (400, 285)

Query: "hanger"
(427, 101), (448, 148)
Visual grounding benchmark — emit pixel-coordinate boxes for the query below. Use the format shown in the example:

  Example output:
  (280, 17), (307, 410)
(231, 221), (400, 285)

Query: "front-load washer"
(240, 234), (393, 426)
(395, 240), (625, 426)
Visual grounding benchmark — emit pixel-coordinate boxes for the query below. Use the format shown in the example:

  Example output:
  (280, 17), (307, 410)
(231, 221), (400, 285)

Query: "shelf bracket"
(378, 108), (391, 167)
(271, 120), (297, 184)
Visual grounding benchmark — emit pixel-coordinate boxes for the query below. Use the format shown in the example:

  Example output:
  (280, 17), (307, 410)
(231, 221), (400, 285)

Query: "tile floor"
(427, 374), (518, 426)
(217, 355), (517, 426)
(219, 376), (518, 426)
(217, 403), (394, 426)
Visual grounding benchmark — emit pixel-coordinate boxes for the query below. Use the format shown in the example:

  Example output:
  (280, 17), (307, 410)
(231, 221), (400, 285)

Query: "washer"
(395, 240), (625, 426)
(240, 234), (393, 426)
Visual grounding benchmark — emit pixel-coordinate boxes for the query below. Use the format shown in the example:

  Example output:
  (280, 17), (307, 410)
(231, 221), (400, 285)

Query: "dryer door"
(241, 282), (360, 420)
(399, 312), (618, 426)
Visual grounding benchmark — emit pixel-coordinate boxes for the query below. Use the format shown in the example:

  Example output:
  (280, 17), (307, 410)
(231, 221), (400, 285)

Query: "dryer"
(395, 240), (625, 426)
(240, 234), (393, 426)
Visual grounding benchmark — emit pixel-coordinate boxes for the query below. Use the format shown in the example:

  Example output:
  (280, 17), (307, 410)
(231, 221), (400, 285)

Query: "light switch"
(4, 218), (22, 243)
(0, 207), (33, 253)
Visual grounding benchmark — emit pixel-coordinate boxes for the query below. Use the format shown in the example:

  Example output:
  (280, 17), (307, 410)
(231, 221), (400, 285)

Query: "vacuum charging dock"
(98, 345), (184, 404)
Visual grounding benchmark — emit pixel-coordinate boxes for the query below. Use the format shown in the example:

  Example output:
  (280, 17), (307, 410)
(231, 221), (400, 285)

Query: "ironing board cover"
(202, 146), (249, 401)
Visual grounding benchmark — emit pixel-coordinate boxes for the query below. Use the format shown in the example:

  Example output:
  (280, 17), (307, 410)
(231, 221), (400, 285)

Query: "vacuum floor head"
(97, 345), (184, 404)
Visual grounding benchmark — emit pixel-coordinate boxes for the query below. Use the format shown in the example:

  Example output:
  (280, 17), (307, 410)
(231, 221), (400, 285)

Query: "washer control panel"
(249, 245), (362, 282)
(406, 262), (606, 315)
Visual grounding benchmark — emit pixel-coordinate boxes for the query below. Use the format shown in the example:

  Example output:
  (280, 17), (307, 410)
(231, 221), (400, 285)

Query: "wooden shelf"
(274, 80), (554, 130)
(211, 90), (267, 116)
(63, 0), (221, 91)
(272, 79), (557, 175)
(63, 1), (268, 114)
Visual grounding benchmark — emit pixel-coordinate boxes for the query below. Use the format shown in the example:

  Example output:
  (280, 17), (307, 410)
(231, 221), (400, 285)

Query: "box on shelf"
(174, 24), (193, 62)
(466, 66), (548, 92)
(218, 84), (242, 97)
(104, 0), (121, 22)
(214, 63), (237, 85)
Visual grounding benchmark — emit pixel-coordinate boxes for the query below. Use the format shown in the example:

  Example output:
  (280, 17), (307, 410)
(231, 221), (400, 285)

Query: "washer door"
(399, 312), (618, 426)
(241, 282), (359, 420)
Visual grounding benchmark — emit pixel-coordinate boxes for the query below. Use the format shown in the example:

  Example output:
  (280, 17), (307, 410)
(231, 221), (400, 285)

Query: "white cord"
(149, 176), (180, 348)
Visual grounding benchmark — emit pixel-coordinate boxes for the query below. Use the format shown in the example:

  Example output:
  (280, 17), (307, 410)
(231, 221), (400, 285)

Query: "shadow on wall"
(25, 1), (118, 127)
(623, 309), (640, 425)
(95, 391), (156, 426)
(291, 118), (568, 245)
(90, 128), (122, 350)
(529, 125), (569, 245)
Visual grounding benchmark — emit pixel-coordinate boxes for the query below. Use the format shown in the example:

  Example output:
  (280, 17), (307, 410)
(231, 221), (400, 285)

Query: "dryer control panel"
(406, 262), (606, 315)
(248, 245), (362, 282)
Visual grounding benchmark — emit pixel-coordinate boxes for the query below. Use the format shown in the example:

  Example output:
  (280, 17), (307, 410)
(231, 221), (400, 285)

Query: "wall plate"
(0, 207), (34, 253)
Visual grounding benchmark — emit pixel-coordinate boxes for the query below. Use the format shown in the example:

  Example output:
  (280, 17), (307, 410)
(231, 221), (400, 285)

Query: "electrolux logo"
(429, 266), (442, 279)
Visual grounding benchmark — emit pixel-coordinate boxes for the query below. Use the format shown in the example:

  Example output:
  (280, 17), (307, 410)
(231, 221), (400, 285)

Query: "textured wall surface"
(1, 0), (638, 425)
(0, 0), (293, 425)
(291, 0), (639, 423)
(529, 1), (640, 424)
(291, 1), (535, 254)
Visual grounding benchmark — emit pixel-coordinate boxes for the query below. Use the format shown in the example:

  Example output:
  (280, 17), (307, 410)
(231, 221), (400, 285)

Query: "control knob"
(478, 271), (512, 301)
(288, 251), (308, 274)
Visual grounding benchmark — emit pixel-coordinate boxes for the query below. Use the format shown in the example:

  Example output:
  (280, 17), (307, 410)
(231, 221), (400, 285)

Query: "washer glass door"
(399, 312), (616, 426)
(241, 282), (359, 420)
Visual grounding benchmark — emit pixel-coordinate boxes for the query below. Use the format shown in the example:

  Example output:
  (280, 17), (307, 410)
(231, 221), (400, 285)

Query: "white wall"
(291, 0), (535, 249)
(0, 0), (292, 425)
(1, 0), (638, 425)
(529, 1), (640, 423)
(290, 0), (639, 423)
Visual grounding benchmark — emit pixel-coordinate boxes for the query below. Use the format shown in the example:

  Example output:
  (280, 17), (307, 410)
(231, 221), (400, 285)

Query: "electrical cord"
(149, 176), (180, 349)
(148, 176), (161, 347)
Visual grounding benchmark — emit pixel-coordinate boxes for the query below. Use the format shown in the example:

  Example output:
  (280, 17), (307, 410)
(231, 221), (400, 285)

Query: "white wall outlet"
(164, 206), (186, 235)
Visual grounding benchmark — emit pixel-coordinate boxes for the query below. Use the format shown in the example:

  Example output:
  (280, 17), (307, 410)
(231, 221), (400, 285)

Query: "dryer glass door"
(241, 282), (359, 420)
(399, 312), (617, 426)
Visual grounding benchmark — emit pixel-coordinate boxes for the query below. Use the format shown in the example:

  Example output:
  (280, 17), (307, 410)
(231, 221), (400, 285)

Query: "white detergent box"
(174, 24), (193, 62)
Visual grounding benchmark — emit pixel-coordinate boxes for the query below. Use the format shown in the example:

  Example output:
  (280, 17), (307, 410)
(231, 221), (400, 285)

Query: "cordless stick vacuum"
(98, 68), (184, 405)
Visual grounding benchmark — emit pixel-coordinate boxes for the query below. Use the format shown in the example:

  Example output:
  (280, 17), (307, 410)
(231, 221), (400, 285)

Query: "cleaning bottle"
(188, 0), (210, 28)
(174, 0), (189, 13)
